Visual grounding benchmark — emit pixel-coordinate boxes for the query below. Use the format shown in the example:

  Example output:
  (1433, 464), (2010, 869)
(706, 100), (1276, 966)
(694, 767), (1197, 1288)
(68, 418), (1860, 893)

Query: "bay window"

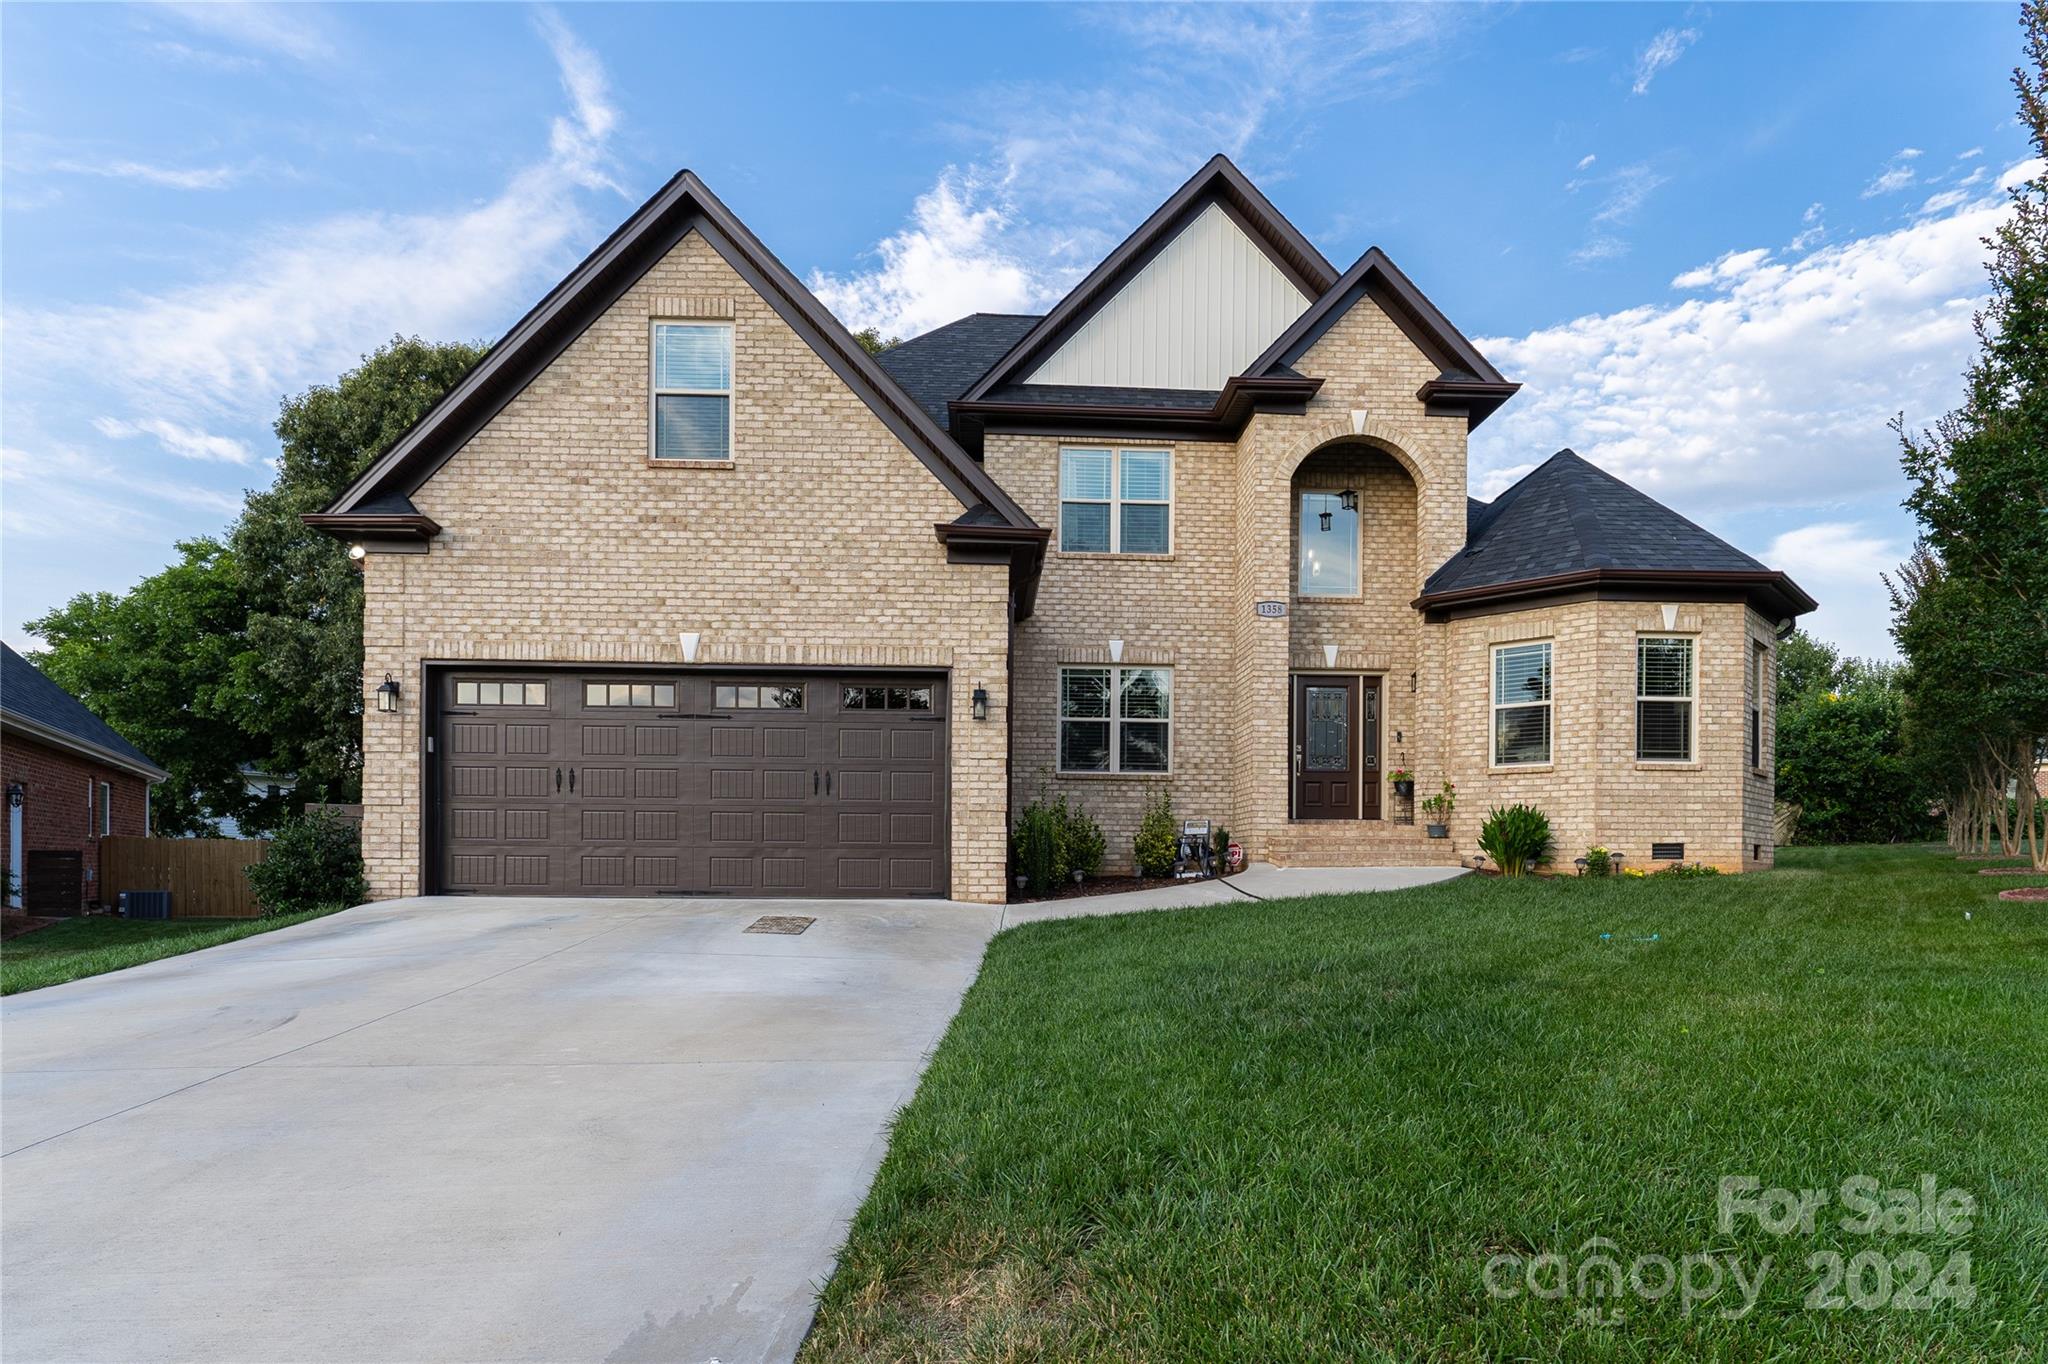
(1492, 641), (1553, 765)
(1637, 636), (1695, 761)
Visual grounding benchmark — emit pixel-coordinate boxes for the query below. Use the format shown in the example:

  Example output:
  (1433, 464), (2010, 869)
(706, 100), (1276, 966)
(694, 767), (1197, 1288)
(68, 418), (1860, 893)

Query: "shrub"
(1584, 845), (1611, 877)
(1478, 803), (1553, 878)
(1059, 798), (1105, 878)
(1134, 789), (1178, 878)
(1655, 861), (1722, 878)
(245, 810), (367, 916)
(1011, 798), (1067, 897)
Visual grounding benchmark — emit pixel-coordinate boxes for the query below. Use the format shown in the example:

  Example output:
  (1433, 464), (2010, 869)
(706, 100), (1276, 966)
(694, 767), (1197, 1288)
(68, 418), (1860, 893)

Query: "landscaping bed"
(1009, 873), (1202, 904)
(802, 844), (2047, 1362)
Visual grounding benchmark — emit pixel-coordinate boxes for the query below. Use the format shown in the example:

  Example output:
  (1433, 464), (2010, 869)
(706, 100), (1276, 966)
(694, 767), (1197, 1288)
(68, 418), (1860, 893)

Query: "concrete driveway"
(1, 895), (1001, 1364)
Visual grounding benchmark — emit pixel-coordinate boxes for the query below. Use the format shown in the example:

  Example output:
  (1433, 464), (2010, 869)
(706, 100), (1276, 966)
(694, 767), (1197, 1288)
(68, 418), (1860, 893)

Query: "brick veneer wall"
(1, 733), (150, 909)
(359, 227), (1013, 903)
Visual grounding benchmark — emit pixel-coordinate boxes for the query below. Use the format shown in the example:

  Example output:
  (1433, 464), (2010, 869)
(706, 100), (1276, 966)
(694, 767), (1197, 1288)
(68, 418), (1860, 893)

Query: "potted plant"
(1419, 781), (1455, 838)
(1389, 767), (1415, 799)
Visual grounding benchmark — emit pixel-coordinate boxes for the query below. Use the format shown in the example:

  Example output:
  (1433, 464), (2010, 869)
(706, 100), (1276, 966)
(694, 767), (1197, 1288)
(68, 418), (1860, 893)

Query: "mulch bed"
(1009, 874), (1202, 904)
(1997, 887), (2048, 902)
(0, 914), (59, 943)
(1978, 866), (2046, 876)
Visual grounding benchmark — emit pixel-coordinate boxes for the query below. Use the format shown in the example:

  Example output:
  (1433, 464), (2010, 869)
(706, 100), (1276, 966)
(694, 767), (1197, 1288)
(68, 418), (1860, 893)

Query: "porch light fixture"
(375, 674), (400, 714)
(1339, 489), (1358, 512)
(6, 782), (23, 809)
(971, 686), (989, 721)
(1318, 505), (1333, 532)
(347, 544), (367, 562)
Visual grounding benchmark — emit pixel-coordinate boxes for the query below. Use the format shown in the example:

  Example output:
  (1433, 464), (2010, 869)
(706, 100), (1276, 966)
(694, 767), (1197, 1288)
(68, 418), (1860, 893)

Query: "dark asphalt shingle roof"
(2, 642), (164, 777)
(977, 382), (1221, 410)
(874, 313), (1041, 431)
(1428, 450), (1768, 597)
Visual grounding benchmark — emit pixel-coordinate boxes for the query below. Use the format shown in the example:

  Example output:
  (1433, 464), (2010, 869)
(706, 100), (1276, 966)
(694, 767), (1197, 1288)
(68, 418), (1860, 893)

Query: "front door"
(1291, 675), (1382, 821)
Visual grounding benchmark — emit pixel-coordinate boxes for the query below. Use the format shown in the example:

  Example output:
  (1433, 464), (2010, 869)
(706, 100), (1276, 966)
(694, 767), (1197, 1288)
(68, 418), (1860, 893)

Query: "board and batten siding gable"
(1026, 201), (1311, 390)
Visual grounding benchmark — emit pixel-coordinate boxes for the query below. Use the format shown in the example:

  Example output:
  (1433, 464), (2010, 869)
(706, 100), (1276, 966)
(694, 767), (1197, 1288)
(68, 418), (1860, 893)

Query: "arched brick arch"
(1263, 414), (1432, 492)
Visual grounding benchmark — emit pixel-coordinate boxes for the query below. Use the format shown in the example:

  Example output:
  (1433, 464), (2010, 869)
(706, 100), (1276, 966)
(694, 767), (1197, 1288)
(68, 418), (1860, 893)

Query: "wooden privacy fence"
(99, 837), (270, 919)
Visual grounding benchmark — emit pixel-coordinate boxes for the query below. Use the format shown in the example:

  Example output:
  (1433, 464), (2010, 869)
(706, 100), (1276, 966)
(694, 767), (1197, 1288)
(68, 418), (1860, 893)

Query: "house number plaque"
(1254, 600), (1287, 618)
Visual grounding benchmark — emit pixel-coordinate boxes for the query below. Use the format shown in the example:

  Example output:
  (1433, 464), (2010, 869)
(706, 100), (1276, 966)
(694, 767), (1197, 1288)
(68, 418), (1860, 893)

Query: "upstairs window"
(1492, 642), (1553, 765)
(1059, 447), (1172, 554)
(1637, 636), (1695, 762)
(651, 322), (732, 460)
(1297, 491), (1360, 596)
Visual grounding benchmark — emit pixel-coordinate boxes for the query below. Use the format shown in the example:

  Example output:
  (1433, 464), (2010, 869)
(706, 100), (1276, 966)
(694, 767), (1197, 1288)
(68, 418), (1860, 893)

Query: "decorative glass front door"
(1291, 674), (1383, 821)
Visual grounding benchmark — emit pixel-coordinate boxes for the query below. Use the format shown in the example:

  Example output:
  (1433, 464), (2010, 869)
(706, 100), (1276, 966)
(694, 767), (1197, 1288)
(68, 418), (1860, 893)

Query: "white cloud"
(1789, 201), (1826, 252)
(1959, 146), (1984, 159)
(1918, 188), (1971, 216)
(1471, 163), (2023, 529)
(810, 3), (1467, 339)
(91, 416), (258, 466)
(1764, 522), (1908, 656)
(1570, 162), (1667, 264)
(5, 12), (623, 424)
(157, 2), (336, 64)
(1, 444), (245, 541)
(1861, 147), (1924, 198)
(809, 170), (1047, 338)
(49, 158), (240, 190)
(1999, 156), (2045, 191)
(1576, 153), (1597, 171)
(1631, 27), (1699, 95)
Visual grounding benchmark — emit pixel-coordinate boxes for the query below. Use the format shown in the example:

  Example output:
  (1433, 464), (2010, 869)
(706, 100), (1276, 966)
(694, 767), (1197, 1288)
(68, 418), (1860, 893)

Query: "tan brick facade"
(988, 292), (1777, 876)
(358, 228), (1012, 902)
(354, 199), (1783, 899)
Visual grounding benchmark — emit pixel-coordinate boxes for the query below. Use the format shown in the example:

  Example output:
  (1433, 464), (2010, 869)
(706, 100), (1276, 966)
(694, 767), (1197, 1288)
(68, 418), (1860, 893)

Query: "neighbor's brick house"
(313, 157), (1812, 904)
(3, 643), (166, 912)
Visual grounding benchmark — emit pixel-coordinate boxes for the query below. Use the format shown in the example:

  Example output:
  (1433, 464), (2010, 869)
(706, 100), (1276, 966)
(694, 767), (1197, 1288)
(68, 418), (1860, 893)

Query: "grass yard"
(803, 845), (2048, 1362)
(0, 906), (349, 995)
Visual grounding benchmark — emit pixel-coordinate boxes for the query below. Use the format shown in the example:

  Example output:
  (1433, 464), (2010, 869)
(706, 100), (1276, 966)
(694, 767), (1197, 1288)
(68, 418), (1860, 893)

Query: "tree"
(1890, 2), (2048, 867)
(1775, 629), (1843, 704)
(26, 541), (256, 834)
(27, 336), (485, 837)
(852, 326), (899, 356)
(1776, 687), (1933, 845)
(228, 336), (486, 812)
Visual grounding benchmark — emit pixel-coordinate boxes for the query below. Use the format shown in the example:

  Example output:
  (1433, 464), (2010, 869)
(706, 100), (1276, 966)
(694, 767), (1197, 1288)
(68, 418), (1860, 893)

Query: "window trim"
(1056, 664), (1174, 775)
(1635, 635), (1697, 763)
(1489, 640), (1554, 767)
(99, 781), (112, 837)
(1057, 445), (1174, 555)
(1296, 489), (1362, 598)
(1748, 639), (1767, 772)
(648, 319), (734, 462)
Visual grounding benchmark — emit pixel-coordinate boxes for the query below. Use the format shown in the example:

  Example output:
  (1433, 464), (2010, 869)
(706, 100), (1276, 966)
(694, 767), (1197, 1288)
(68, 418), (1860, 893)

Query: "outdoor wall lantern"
(1318, 505), (1333, 532)
(6, 782), (23, 809)
(376, 674), (401, 714)
(1339, 489), (1359, 512)
(971, 686), (989, 721)
(347, 544), (367, 562)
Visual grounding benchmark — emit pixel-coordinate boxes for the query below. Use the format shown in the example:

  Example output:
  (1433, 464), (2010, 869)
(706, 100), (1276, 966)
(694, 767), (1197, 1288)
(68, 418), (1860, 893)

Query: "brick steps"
(1265, 821), (1465, 868)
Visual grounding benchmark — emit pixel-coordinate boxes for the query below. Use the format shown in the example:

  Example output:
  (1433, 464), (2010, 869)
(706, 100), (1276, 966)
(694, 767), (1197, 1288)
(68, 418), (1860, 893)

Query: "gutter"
(2, 713), (169, 784)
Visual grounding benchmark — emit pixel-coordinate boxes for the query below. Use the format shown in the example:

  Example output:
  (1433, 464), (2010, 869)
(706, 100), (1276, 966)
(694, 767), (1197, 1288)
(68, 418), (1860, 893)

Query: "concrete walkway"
(0, 863), (1459, 1363)
(1002, 861), (1467, 925)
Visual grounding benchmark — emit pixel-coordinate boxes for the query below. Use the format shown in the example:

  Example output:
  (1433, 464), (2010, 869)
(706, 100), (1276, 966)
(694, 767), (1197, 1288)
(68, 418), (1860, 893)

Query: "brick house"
(3, 643), (167, 913)
(313, 157), (1813, 904)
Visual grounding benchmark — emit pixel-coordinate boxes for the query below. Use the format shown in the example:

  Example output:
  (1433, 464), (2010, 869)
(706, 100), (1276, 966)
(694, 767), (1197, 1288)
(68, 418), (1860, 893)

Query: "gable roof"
(315, 171), (1035, 535)
(1245, 246), (1519, 428)
(874, 313), (1040, 432)
(1419, 451), (1815, 619)
(1, 644), (167, 782)
(958, 154), (1337, 405)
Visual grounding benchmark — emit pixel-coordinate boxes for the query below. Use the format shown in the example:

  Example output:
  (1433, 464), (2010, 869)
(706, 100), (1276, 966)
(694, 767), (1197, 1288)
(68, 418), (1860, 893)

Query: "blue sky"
(0, 2), (2028, 660)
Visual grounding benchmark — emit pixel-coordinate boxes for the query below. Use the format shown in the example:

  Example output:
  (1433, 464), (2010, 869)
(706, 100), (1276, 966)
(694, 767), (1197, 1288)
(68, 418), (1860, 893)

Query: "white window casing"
(1058, 447), (1173, 554)
(1637, 636), (1696, 762)
(650, 321), (733, 460)
(1492, 641), (1553, 765)
(1058, 666), (1173, 774)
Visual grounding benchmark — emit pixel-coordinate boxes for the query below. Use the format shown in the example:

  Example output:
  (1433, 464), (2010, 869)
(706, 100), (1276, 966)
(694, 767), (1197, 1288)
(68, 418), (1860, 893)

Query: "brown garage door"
(435, 671), (948, 897)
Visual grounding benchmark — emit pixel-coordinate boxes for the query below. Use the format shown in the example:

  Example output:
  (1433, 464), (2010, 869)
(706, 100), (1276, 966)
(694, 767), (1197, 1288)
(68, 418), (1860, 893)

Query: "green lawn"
(803, 845), (2048, 1362)
(1, 906), (348, 995)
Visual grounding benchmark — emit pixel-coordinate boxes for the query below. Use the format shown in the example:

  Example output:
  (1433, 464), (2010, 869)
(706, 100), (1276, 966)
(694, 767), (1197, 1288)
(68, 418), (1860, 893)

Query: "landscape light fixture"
(376, 674), (400, 714)
(971, 686), (989, 721)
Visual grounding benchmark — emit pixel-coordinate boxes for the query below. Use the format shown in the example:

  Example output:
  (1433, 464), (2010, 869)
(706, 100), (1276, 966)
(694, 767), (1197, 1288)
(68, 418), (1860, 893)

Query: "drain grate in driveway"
(744, 915), (817, 935)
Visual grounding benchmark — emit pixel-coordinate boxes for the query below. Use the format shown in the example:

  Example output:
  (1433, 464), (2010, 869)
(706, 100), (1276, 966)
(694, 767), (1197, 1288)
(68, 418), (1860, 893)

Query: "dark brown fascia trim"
(324, 171), (1037, 534)
(301, 512), (442, 541)
(0, 714), (170, 784)
(957, 154), (1337, 405)
(1246, 248), (1511, 412)
(1412, 568), (1818, 621)
(934, 522), (1050, 621)
(949, 374), (1322, 451)
(1417, 377), (1522, 426)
